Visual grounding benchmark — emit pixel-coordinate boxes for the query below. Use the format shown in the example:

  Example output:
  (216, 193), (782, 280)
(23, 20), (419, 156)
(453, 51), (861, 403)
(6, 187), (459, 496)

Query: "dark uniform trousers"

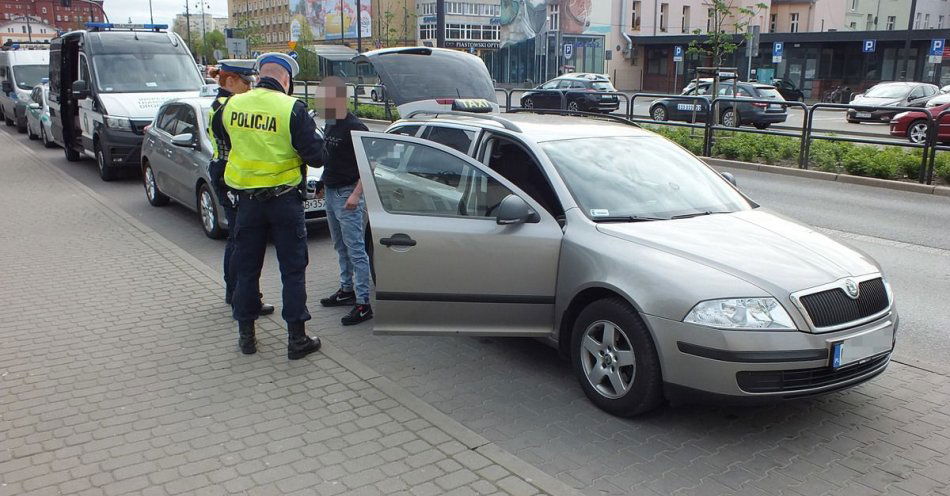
(210, 158), (238, 301)
(231, 189), (311, 324)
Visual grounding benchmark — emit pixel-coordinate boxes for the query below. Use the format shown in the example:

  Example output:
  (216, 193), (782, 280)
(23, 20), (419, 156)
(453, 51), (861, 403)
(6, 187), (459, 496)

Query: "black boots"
(287, 321), (321, 360)
(238, 321), (257, 355)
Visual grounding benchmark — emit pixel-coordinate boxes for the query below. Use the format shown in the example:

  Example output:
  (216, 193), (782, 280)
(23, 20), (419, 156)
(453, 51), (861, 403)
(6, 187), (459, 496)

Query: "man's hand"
(344, 191), (360, 210)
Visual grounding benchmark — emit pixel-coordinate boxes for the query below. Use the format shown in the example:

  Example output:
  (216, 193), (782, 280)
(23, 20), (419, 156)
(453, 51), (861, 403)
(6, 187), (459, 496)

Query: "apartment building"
(228, 0), (289, 52)
(416, 0), (501, 51)
(1, 16), (56, 43)
(0, 0), (105, 33)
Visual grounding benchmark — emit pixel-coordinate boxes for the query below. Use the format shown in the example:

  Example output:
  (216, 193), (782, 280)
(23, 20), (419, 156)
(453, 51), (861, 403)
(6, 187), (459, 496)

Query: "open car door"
(353, 47), (499, 116)
(353, 131), (562, 336)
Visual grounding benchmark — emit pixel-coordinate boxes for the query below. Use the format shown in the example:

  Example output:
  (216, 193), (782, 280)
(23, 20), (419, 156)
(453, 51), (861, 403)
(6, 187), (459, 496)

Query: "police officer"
(207, 59), (274, 316)
(222, 53), (324, 359)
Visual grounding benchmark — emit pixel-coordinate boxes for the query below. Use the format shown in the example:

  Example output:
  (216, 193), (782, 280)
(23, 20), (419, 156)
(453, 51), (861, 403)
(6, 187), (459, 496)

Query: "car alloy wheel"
(371, 90), (378, 102)
(568, 101), (580, 111)
(721, 109), (738, 127)
(41, 127), (54, 148)
(523, 98), (534, 109)
(580, 320), (636, 399)
(199, 184), (224, 239)
(651, 106), (667, 121)
(908, 121), (929, 144)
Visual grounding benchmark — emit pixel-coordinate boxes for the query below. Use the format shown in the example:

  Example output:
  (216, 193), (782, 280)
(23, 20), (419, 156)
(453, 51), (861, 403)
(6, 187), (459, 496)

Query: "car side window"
(556, 80), (573, 89)
(361, 136), (514, 218)
(390, 125), (421, 137)
(156, 105), (180, 133)
(421, 125), (475, 153)
(484, 137), (564, 218)
(737, 87), (753, 97)
(174, 107), (198, 136)
(570, 81), (586, 89)
(541, 81), (559, 90)
(31, 87), (40, 103)
(695, 84), (710, 95)
(718, 86), (735, 96)
(909, 87), (924, 99)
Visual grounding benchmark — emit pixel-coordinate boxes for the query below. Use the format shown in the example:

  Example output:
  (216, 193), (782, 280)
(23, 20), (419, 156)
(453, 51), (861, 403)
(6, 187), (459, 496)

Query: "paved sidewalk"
(0, 132), (579, 496)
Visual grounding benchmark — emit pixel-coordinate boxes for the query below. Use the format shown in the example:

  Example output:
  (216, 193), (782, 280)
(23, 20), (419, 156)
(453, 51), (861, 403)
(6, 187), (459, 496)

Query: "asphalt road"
(8, 121), (946, 369)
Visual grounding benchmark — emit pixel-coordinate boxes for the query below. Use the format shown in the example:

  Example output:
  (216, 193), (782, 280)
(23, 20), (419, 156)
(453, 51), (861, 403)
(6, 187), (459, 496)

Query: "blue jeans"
(231, 190), (310, 323)
(325, 184), (371, 304)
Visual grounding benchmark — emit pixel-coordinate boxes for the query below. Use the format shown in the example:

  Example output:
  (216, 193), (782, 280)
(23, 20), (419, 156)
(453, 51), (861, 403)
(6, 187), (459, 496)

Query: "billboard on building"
(289, 0), (372, 41)
(499, 0), (610, 47)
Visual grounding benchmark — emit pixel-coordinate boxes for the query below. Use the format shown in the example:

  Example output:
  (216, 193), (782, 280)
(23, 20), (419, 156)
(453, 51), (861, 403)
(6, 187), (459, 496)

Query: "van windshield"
(92, 53), (203, 93)
(13, 65), (48, 90)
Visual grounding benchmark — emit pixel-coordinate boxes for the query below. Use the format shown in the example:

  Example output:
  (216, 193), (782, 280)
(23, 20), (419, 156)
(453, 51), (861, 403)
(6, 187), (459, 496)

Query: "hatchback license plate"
(831, 329), (892, 369)
(304, 198), (326, 211)
(856, 112), (872, 118)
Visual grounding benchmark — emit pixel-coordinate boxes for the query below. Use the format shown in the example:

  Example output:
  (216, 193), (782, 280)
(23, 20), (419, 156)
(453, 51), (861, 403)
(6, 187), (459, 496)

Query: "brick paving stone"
(0, 131), (576, 495)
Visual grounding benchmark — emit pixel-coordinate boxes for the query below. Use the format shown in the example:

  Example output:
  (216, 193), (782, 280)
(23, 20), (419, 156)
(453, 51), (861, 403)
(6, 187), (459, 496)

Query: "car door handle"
(380, 234), (416, 247)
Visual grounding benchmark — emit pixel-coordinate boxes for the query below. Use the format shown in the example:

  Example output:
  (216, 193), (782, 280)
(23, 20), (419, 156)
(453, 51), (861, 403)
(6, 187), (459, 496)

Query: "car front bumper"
(644, 310), (897, 400)
(848, 108), (898, 122)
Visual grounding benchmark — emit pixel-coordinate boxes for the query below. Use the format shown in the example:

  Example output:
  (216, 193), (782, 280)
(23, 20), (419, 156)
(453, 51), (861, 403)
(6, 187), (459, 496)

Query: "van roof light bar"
(405, 110), (521, 132)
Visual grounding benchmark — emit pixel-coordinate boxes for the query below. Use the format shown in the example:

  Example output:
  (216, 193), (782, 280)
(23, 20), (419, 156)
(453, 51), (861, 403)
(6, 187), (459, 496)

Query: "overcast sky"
(104, 0), (229, 27)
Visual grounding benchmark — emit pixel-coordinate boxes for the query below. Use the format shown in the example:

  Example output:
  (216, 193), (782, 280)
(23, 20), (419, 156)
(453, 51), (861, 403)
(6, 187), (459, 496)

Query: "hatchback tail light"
(752, 102), (768, 108)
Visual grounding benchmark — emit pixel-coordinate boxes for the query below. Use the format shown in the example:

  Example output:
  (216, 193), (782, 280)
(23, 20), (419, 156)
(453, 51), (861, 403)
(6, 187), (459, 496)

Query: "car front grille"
(736, 353), (889, 394)
(798, 277), (889, 329)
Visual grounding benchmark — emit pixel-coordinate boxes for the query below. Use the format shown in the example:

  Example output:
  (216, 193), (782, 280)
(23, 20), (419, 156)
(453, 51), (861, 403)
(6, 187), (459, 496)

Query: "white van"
(48, 24), (204, 181)
(0, 47), (50, 134)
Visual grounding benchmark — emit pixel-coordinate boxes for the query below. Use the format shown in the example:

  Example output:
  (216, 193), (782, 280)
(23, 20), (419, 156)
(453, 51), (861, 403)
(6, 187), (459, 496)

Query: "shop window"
(681, 6), (689, 33)
(659, 3), (668, 32)
(631, 1), (640, 30)
(789, 13), (799, 33)
(646, 48), (668, 75)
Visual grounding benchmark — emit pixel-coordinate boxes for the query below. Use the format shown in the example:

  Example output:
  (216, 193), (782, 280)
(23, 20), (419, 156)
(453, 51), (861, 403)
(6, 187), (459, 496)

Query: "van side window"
(78, 54), (90, 84)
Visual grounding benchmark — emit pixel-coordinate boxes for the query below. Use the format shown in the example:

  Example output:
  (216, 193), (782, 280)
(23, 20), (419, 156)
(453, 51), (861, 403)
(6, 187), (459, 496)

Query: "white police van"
(48, 23), (205, 181)
(0, 45), (50, 134)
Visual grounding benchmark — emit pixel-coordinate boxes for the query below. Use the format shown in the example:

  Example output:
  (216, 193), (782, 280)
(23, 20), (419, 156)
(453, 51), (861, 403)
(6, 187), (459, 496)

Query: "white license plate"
(768, 103), (783, 110)
(855, 112), (872, 118)
(304, 198), (325, 211)
(677, 103), (702, 111)
(831, 328), (893, 369)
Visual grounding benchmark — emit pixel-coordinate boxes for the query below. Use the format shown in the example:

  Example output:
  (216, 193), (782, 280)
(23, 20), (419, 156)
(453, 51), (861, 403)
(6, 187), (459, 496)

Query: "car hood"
(98, 91), (201, 120)
(353, 47), (498, 114)
(852, 95), (902, 106)
(596, 209), (880, 296)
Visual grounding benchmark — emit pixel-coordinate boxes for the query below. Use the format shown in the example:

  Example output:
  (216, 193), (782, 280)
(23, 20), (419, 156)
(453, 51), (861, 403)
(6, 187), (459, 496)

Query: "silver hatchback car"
(141, 97), (327, 238)
(353, 48), (897, 417)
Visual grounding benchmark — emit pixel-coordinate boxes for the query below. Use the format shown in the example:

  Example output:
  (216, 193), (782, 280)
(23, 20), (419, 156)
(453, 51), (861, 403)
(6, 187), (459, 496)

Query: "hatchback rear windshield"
(754, 87), (784, 100)
(591, 82), (616, 91)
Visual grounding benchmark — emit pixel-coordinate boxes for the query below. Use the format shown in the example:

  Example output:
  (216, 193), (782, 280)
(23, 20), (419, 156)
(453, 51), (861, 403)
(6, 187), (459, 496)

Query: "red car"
(889, 102), (950, 144)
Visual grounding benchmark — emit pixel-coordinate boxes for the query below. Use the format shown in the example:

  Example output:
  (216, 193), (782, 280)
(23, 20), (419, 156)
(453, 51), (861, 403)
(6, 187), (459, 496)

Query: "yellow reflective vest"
(223, 88), (303, 190)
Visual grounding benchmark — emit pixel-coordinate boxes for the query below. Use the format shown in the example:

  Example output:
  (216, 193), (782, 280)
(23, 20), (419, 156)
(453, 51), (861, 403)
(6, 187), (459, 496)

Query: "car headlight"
(104, 116), (132, 131)
(893, 112), (909, 121)
(684, 298), (796, 330)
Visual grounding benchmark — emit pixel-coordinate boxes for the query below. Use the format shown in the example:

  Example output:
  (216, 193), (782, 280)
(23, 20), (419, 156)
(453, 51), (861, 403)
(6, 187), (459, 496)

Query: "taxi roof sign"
(449, 98), (493, 113)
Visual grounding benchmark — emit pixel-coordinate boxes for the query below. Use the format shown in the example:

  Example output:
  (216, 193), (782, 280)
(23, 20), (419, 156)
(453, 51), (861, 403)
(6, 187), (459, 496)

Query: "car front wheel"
(907, 120), (929, 144)
(571, 297), (663, 417)
(567, 100), (580, 112)
(198, 183), (225, 239)
(523, 98), (534, 109)
(651, 105), (667, 121)
(720, 108), (739, 127)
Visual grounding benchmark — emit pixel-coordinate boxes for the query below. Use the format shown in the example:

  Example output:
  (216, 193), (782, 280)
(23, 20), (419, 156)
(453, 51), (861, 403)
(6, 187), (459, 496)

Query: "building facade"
(0, 0), (105, 33)
(0, 16), (56, 43)
(228, 0), (290, 52)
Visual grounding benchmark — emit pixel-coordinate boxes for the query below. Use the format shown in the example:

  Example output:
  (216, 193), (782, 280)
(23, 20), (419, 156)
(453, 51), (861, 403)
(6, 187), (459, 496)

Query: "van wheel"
(571, 297), (663, 417)
(96, 142), (117, 181)
(64, 145), (81, 161)
(198, 183), (225, 239)
(143, 162), (170, 206)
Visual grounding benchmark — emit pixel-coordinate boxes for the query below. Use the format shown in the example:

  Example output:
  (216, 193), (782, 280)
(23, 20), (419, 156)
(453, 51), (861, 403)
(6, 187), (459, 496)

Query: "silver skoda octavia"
(354, 48), (896, 416)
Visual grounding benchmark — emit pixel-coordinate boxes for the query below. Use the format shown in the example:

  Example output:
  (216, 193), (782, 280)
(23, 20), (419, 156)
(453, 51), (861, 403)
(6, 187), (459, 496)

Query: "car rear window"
(754, 87), (784, 100)
(591, 82), (616, 92)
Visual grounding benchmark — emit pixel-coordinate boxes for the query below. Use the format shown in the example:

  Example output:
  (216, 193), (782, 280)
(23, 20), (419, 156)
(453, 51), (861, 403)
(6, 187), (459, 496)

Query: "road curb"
(704, 157), (950, 196)
(6, 129), (582, 496)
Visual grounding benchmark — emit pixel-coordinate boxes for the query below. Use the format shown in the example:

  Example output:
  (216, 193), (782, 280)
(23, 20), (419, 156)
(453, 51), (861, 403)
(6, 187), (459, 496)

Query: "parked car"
(847, 82), (939, 123)
(351, 47), (898, 417)
(771, 79), (804, 102)
(941, 85), (950, 94)
(650, 80), (788, 129)
(25, 81), (56, 148)
(889, 102), (950, 144)
(141, 97), (327, 239)
(519, 73), (620, 113)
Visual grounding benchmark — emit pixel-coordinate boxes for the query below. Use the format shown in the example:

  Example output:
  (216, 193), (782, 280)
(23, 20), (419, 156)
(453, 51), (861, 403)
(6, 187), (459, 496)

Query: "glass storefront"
(482, 33), (605, 85)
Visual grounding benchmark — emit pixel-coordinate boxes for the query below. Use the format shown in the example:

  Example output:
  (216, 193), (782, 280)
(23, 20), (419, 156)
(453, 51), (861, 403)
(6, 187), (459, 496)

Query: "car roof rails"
(404, 110), (522, 132)
(508, 108), (641, 128)
(84, 22), (168, 32)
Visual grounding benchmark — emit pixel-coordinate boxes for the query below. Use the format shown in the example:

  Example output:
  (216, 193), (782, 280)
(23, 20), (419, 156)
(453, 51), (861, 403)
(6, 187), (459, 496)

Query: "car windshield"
(12, 65), (48, 90)
(755, 87), (784, 100)
(541, 136), (752, 220)
(591, 81), (615, 91)
(865, 85), (909, 98)
(92, 53), (203, 93)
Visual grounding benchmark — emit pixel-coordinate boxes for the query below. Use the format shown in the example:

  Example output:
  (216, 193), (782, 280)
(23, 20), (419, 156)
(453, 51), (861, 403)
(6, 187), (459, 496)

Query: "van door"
(77, 52), (96, 153)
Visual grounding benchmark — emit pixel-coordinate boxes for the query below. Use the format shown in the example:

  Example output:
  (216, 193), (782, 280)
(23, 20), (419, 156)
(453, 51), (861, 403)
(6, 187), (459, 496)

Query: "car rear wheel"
(571, 297), (663, 417)
(720, 108), (739, 127)
(143, 162), (170, 206)
(199, 183), (225, 239)
(651, 105), (667, 121)
(907, 120), (929, 144)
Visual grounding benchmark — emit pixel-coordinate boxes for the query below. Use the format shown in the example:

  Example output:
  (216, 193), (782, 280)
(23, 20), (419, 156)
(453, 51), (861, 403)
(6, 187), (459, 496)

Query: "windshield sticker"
(145, 82), (158, 87)
(590, 209), (610, 217)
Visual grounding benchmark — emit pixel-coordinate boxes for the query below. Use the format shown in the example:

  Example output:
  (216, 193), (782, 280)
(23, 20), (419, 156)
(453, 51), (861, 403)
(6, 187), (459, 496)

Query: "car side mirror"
(171, 133), (196, 148)
(720, 171), (738, 187)
(71, 80), (89, 100)
(28, 102), (40, 110)
(496, 194), (540, 225)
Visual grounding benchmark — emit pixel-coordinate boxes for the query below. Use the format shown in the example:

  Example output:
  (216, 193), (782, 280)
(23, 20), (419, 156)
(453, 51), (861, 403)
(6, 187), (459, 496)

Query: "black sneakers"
(342, 304), (373, 326)
(320, 288), (357, 307)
